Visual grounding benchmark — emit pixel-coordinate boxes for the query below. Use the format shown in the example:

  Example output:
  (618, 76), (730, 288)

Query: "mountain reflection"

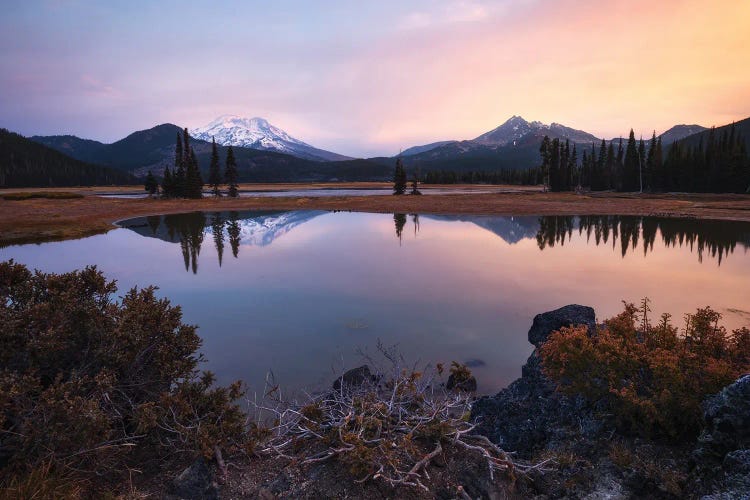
(120, 211), (750, 272)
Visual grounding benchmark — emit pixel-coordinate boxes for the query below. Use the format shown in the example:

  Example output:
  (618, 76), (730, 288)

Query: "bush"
(252, 345), (533, 492)
(0, 261), (246, 493)
(540, 300), (750, 440)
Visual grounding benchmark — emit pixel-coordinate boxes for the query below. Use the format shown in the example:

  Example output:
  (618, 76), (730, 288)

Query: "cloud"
(80, 74), (120, 98)
(399, 0), (492, 30)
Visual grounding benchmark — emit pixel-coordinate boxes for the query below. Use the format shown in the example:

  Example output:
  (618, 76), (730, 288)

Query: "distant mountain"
(473, 116), (599, 147)
(192, 115), (351, 162)
(672, 116), (750, 151)
(0, 128), (135, 188)
(28, 134), (106, 163)
(390, 116), (601, 173)
(400, 141), (455, 157)
(33, 124), (389, 182)
(658, 124), (707, 145)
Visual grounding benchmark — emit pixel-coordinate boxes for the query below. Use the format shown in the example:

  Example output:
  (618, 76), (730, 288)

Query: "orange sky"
(2, 0), (749, 156)
(347, 0), (750, 151)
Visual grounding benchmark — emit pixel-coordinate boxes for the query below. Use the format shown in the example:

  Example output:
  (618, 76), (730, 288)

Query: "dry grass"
(1, 186), (749, 247)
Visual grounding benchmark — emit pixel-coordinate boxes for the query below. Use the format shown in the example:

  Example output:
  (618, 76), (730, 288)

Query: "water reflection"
(535, 215), (750, 264)
(120, 212), (750, 272)
(5, 210), (750, 395)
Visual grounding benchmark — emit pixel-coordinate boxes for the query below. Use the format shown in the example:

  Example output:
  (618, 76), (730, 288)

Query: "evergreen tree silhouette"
(225, 146), (239, 198)
(393, 158), (407, 195)
(208, 138), (222, 196)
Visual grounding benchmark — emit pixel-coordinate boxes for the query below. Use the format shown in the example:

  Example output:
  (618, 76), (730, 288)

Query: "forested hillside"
(0, 129), (136, 188)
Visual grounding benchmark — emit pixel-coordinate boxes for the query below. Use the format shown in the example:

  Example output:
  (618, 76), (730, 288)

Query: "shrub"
(252, 345), (536, 492)
(0, 260), (246, 493)
(540, 300), (750, 440)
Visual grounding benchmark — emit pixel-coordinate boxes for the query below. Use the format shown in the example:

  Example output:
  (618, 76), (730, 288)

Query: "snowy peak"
(473, 116), (599, 146)
(191, 115), (351, 162)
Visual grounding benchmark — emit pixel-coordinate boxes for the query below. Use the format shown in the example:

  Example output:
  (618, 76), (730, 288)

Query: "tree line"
(541, 124), (750, 193)
(0, 128), (136, 188)
(421, 168), (543, 185)
(145, 128), (240, 198)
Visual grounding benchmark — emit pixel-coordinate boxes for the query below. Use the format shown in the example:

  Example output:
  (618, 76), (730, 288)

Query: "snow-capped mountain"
(191, 115), (351, 162)
(473, 116), (599, 146)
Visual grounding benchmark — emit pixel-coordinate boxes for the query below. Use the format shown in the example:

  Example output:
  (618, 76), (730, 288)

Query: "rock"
(695, 375), (750, 498)
(332, 365), (377, 391)
(696, 374), (750, 463)
(472, 305), (601, 458)
(446, 372), (477, 392)
(528, 304), (596, 348)
(723, 449), (750, 475)
(170, 458), (219, 500)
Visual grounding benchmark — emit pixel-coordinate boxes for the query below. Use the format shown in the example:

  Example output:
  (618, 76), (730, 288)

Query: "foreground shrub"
(252, 344), (546, 492)
(540, 300), (750, 440)
(0, 260), (245, 493)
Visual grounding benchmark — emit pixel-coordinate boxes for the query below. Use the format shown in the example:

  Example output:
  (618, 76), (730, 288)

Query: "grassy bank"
(1, 187), (750, 247)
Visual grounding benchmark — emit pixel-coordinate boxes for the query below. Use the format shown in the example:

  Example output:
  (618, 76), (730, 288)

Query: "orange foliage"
(540, 300), (750, 440)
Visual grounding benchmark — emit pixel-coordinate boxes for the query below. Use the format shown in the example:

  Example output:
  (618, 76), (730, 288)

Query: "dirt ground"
(2, 185), (750, 246)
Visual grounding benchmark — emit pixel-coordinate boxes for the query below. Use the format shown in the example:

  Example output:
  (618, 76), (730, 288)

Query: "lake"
(2, 211), (749, 395)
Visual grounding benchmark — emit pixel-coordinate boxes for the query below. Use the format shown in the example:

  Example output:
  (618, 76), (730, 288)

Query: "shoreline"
(2, 186), (750, 247)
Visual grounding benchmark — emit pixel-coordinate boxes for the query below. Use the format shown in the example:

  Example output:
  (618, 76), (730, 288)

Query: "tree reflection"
(211, 213), (225, 267)
(163, 212), (205, 274)
(536, 215), (750, 265)
(394, 213), (407, 244)
(227, 211), (241, 258)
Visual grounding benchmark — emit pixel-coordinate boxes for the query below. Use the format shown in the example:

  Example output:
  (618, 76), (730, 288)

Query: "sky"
(1, 0), (749, 157)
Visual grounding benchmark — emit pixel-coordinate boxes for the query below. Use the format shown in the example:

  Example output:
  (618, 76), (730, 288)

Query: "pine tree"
(393, 157), (407, 195)
(646, 131), (657, 191)
(184, 147), (203, 199)
(605, 142), (615, 190)
(161, 167), (174, 197)
(539, 136), (551, 191)
(638, 137), (646, 192)
(144, 170), (158, 196)
(569, 144), (578, 189)
(173, 132), (185, 197)
(224, 146), (239, 197)
(616, 138), (624, 190)
(623, 130), (639, 191)
(208, 138), (222, 196)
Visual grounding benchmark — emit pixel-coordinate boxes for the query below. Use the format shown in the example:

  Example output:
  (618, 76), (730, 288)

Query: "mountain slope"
(32, 123), (388, 181)
(658, 124), (707, 145)
(192, 115), (351, 162)
(395, 116), (600, 173)
(400, 141), (456, 157)
(672, 117), (750, 151)
(0, 128), (136, 188)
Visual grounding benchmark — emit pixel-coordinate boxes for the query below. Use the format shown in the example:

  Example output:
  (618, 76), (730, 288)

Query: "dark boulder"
(694, 375), (750, 498)
(169, 458), (219, 500)
(472, 304), (601, 458)
(697, 374), (750, 461)
(527, 304), (596, 348)
(332, 365), (377, 391)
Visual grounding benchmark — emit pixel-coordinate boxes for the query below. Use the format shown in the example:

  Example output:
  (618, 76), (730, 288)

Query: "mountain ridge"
(191, 115), (352, 162)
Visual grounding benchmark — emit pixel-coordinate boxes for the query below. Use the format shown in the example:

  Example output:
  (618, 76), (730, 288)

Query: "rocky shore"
(472, 305), (750, 499)
(166, 305), (749, 499)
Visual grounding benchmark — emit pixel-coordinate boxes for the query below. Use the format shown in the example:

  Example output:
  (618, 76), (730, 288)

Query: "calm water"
(2, 212), (750, 395)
